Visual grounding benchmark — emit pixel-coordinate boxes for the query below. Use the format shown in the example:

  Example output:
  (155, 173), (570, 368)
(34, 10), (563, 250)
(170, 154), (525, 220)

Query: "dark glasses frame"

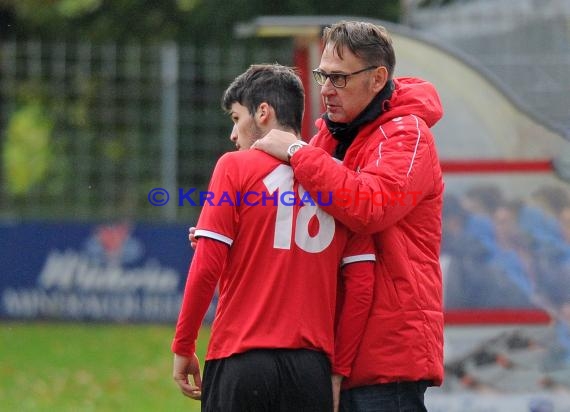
(312, 65), (378, 88)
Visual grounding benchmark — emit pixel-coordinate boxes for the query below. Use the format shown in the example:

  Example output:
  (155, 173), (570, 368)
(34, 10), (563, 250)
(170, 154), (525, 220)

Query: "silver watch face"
(288, 143), (302, 156)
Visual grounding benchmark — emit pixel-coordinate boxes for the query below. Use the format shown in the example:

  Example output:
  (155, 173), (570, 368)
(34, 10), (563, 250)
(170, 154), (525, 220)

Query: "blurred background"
(1, 0), (570, 411)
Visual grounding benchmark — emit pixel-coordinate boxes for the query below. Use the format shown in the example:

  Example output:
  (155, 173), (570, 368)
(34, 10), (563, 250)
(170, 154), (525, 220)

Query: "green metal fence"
(0, 39), (293, 223)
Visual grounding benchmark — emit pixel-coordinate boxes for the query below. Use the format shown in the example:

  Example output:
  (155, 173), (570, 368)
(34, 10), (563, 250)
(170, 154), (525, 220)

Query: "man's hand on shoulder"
(252, 129), (299, 162)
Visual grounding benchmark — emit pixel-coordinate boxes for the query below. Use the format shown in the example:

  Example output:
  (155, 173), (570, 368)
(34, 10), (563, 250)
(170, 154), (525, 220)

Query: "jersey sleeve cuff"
(171, 340), (196, 357)
(332, 365), (350, 377)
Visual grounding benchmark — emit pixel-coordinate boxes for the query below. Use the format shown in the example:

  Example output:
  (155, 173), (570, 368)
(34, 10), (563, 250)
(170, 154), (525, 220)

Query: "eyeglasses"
(312, 66), (378, 88)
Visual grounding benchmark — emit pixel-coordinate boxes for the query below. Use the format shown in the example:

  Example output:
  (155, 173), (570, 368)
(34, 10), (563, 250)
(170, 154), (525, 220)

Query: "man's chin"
(326, 110), (347, 123)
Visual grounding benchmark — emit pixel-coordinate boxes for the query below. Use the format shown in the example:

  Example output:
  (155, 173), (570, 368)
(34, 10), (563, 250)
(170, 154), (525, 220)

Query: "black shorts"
(201, 348), (332, 412)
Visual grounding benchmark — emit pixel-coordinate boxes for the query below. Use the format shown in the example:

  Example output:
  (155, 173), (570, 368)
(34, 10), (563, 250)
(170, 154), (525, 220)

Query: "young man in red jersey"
(172, 64), (375, 411)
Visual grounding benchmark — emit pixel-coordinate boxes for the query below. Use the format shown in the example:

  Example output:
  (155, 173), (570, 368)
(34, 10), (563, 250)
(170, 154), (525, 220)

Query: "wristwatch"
(286, 140), (308, 162)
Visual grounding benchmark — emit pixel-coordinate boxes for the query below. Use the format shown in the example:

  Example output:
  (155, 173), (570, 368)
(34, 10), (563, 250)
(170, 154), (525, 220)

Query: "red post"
(293, 40), (312, 141)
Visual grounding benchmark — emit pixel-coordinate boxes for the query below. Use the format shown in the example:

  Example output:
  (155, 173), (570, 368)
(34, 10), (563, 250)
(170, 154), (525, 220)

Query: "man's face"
(228, 102), (264, 150)
(494, 206), (517, 236)
(318, 44), (384, 123)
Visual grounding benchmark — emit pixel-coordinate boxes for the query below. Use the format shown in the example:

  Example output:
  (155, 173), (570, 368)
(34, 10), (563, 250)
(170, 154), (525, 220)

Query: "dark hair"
(443, 193), (467, 222)
(532, 185), (570, 215)
(222, 64), (305, 135)
(322, 21), (396, 79)
(464, 185), (503, 215)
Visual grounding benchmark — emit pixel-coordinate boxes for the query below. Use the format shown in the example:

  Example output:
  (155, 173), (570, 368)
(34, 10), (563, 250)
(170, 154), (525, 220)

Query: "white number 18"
(262, 164), (335, 253)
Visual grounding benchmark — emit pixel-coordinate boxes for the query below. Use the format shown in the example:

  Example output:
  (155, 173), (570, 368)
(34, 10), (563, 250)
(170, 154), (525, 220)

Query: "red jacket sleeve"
(333, 260), (374, 377)
(171, 237), (228, 356)
(291, 120), (437, 234)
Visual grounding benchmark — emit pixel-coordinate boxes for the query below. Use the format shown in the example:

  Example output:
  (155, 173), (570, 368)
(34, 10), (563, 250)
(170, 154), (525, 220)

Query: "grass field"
(0, 322), (211, 412)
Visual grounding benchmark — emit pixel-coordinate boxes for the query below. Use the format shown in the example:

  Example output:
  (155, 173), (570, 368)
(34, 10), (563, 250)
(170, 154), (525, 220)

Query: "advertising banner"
(0, 221), (193, 323)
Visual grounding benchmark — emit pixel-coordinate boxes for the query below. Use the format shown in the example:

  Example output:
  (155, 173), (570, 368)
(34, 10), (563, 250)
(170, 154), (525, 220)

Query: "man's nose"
(321, 79), (336, 96)
(229, 125), (238, 142)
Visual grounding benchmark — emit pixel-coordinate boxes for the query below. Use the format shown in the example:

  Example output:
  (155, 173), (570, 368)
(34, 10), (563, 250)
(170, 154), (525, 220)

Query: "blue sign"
(0, 221), (193, 322)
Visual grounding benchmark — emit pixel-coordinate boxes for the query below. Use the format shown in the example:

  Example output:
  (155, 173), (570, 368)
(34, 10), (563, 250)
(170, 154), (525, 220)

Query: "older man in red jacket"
(254, 20), (444, 412)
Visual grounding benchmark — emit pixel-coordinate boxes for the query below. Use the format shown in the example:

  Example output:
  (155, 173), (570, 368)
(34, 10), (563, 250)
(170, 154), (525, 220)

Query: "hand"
(251, 129), (299, 161)
(173, 353), (202, 400)
(331, 374), (343, 412)
(188, 226), (197, 250)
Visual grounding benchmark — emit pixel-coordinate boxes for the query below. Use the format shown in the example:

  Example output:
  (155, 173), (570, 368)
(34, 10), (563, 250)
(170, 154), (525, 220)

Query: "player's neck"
(272, 126), (299, 140)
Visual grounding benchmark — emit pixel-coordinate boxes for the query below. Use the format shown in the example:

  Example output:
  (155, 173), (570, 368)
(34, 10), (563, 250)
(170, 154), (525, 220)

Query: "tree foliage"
(0, 0), (402, 219)
(4, 102), (53, 195)
(0, 0), (401, 42)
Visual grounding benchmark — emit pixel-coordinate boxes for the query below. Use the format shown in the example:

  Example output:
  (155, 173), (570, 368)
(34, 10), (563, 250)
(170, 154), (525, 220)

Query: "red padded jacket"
(291, 77), (445, 388)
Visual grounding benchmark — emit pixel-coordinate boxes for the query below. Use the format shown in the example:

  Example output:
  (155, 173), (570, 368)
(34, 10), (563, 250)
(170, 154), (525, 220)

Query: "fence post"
(160, 42), (179, 221)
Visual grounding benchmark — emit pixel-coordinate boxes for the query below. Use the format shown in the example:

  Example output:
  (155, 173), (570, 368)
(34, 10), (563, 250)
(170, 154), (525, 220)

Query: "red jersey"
(172, 149), (374, 370)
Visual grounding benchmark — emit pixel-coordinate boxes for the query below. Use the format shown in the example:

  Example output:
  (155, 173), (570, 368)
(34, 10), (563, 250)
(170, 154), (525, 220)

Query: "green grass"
(0, 322), (211, 412)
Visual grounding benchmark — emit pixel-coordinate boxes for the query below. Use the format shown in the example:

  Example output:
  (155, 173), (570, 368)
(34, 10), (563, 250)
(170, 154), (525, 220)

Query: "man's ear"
(256, 102), (272, 125)
(372, 66), (389, 93)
